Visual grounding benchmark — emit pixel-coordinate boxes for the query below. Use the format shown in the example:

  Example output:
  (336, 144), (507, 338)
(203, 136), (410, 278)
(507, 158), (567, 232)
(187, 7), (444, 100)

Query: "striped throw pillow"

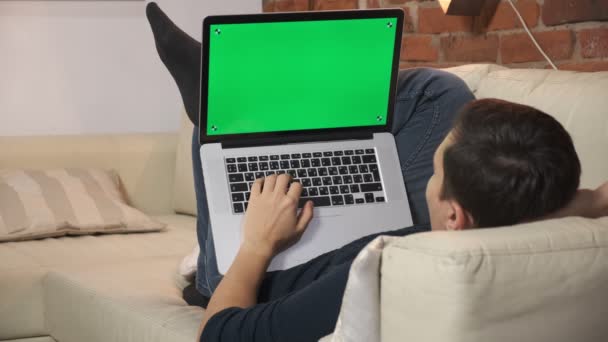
(0, 168), (166, 242)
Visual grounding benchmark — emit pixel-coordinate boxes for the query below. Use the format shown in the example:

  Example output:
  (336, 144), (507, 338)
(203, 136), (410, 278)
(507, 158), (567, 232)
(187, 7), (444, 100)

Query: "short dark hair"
(441, 99), (581, 228)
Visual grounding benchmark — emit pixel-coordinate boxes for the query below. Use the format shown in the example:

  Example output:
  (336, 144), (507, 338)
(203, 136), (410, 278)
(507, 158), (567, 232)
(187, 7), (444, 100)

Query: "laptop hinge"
(221, 131), (374, 149)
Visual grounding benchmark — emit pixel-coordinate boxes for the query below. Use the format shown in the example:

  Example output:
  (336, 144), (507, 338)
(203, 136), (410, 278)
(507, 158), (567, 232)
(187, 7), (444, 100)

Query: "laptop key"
(345, 150), (354, 156)
(237, 157), (247, 163)
(313, 177), (323, 186)
(233, 203), (244, 213)
(259, 156), (269, 161)
(331, 157), (342, 165)
(318, 168), (328, 176)
(331, 195), (344, 206)
(372, 170), (381, 182)
(354, 175), (363, 183)
(301, 188), (309, 197)
(344, 194), (354, 204)
(245, 173), (255, 181)
(290, 160), (300, 169)
(319, 186), (329, 195)
(291, 153), (301, 159)
(323, 152), (333, 157)
(227, 164), (237, 173)
(307, 168), (318, 177)
(245, 192), (251, 200)
(362, 155), (377, 163)
(334, 151), (344, 156)
(332, 176), (343, 185)
(280, 161), (290, 169)
(287, 170), (297, 177)
(232, 193), (244, 202)
(365, 149), (375, 154)
(338, 166), (348, 175)
(301, 159), (311, 168)
(341, 157), (352, 165)
(281, 154), (290, 160)
(302, 178), (312, 187)
(226, 158), (236, 163)
(270, 162), (280, 170)
(297, 169), (307, 178)
(350, 184), (360, 193)
(329, 186), (340, 195)
(231, 183), (248, 192)
(302, 153), (312, 158)
(270, 155), (280, 160)
(360, 183), (383, 192)
(343, 175), (353, 184)
(313, 152), (323, 157)
(266, 171), (275, 176)
(365, 193), (375, 203)
(349, 165), (359, 174)
(322, 177), (333, 185)
(356, 198), (365, 204)
(228, 174), (244, 183)
(355, 149), (364, 155)
(248, 156), (258, 162)
(238, 163), (248, 172)
(339, 185), (350, 194)
(260, 162), (269, 171)
(359, 165), (369, 173)
(311, 158), (321, 167)
(248, 163), (258, 171)
(309, 188), (319, 196)
(329, 167), (339, 176)
(376, 197), (385, 202)
(299, 196), (331, 208)
(321, 158), (331, 166)
(352, 156), (362, 164)
(363, 174), (374, 183)
(255, 172), (265, 179)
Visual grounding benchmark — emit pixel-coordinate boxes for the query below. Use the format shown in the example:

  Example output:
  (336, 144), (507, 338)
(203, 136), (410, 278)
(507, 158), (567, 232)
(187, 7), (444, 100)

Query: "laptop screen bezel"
(199, 9), (404, 145)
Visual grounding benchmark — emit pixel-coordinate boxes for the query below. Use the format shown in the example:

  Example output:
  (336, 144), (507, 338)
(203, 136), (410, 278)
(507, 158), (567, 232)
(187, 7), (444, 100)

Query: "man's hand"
(241, 174), (315, 259)
(550, 181), (608, 219)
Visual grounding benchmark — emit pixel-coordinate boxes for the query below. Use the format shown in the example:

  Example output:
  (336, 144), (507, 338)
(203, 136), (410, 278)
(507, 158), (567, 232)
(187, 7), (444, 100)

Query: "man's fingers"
(251, 178), (264, 197)
(295, 200), (314, 233)
(262, 174), (277, 195)
(274, 174), (292, 195)
(286, 180), (303, 202)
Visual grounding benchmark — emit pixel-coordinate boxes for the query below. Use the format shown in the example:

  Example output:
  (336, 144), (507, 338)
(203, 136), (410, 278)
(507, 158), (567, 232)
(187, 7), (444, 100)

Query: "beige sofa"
(0, 64), (607, 342)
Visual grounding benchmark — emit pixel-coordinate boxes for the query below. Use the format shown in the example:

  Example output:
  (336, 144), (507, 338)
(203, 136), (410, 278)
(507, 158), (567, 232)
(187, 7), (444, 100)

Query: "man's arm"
(548, 181), (608, 219)
(197, 174), (314, 340)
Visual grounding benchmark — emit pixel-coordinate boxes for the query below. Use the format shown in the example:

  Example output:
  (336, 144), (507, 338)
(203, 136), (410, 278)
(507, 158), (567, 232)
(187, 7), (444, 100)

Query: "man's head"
(426, 99), (581, 231)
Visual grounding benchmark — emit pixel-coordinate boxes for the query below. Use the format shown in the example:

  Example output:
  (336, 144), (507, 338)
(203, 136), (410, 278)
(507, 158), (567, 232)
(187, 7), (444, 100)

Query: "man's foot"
(146, 2), (201, 126)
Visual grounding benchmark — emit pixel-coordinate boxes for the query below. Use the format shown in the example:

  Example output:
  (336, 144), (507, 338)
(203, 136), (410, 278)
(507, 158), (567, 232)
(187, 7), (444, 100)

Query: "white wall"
(0, 0), (260, 136)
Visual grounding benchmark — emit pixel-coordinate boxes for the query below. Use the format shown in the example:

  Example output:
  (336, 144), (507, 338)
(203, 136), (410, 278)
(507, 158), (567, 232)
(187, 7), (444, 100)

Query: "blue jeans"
(192, 68), (475, 297)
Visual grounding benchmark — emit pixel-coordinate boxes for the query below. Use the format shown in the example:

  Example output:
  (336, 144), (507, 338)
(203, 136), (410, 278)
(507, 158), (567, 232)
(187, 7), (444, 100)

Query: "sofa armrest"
(0, 133), (178, 215)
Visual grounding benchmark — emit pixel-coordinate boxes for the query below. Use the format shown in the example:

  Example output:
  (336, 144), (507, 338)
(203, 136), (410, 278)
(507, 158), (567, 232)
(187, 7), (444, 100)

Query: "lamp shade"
(438, 0), (486, 16)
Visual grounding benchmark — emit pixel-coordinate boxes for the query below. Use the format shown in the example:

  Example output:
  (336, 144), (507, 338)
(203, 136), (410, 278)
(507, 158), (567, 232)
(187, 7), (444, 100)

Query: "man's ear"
(445, 200), (474, 231)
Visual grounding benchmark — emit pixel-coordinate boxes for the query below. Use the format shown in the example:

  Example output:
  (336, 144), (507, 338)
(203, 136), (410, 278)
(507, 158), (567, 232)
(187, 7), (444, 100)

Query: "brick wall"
(262, 0), (608, 71)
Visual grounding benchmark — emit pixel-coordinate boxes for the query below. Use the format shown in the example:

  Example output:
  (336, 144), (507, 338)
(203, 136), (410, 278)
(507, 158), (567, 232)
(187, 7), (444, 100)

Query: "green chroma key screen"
(206, 17), (398, 136)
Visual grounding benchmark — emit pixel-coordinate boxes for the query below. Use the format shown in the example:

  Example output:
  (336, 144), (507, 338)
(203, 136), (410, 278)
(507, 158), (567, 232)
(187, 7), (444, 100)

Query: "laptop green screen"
(206, 17), (398, 136)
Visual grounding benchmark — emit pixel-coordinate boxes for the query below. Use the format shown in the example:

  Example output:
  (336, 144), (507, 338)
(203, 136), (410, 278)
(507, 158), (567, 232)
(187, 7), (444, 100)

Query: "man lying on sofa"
(145, 3), (608, 341)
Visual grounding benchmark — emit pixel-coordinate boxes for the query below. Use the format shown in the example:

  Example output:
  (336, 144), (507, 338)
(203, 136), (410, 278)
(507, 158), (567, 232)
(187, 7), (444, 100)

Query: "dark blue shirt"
(201, 224), (430, 341)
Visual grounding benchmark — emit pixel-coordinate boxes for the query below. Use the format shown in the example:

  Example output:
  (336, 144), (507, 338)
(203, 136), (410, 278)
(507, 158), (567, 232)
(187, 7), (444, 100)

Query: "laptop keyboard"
(225, 149), (385, 214)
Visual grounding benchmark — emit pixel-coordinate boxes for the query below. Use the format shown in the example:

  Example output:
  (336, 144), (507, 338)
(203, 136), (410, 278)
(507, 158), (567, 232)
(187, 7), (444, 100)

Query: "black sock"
(146, 2), (201, 127)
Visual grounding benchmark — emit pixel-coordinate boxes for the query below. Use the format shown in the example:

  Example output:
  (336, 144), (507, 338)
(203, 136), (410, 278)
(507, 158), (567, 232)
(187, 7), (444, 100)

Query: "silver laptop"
(199, 9), (412, 273)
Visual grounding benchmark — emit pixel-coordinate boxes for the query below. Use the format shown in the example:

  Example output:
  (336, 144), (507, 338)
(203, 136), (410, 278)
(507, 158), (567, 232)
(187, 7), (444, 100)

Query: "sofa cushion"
(0, 214), (196, 340)
(0, 168), (166, 242)
(44, 258), (203, 342)
(381, 216), (608, 342)
(475, 69), (608, 189)
(173, 112), (198, 216)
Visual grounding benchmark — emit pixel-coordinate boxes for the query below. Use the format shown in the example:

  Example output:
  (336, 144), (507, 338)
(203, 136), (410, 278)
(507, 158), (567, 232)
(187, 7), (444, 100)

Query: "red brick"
(486, 0), (539, 31)
(579, 28), (608, 59)
(367, 0), (381, 8)
(264, 0), (310, 12)
(401, 35), (439, 62)
(501, 30), (574, 64)
(418, 6), (474, 34)
(542, 0), (608, 26)
(312, 0), (359, 10)
(441, 34), (499, 62)
(556, 61), (608, 72)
